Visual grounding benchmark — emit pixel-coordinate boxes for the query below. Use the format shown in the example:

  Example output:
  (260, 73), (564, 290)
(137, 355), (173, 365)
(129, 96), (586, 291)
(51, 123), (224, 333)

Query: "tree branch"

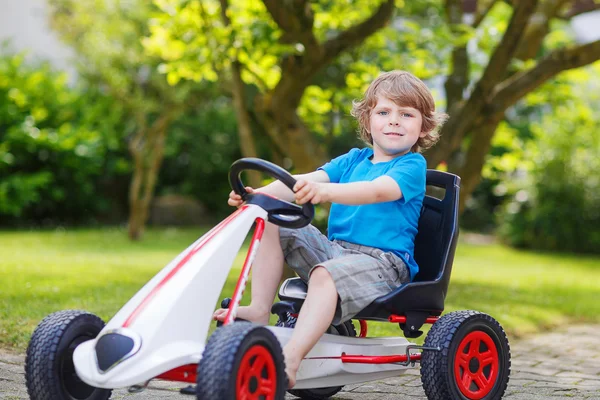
(474, 0), (539, 94)
(220, 0), (261, 187)
(427, 0), (538, 168)
(473, 0), (498, 28)
(271, 0), (395, 110)
(560, 0), (600, 19)
(249, 110), (287, 160)
(457, 116), (503, 213)
(240, 63), (270, 92)
(321, 0), (395, 66)
(514, 0), (570, 61)
(444, 0), (471, 111)
(262, 0), (321, 56)
(488, 39), (600, 114)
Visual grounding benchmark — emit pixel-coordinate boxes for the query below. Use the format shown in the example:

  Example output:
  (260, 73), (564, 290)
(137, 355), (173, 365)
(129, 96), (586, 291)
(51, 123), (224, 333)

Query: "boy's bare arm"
(294, 176), (403, 205)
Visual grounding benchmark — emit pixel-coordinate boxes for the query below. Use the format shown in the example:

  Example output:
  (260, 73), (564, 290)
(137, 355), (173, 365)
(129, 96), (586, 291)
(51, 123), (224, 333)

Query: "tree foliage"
(145, 0), (419, 171)
(48, 0), (201, 239)
(159, 96), (242, 216)
(498, 63), (600, 254)
(145, 0), (600, 213)
(0, 47), (128, 224)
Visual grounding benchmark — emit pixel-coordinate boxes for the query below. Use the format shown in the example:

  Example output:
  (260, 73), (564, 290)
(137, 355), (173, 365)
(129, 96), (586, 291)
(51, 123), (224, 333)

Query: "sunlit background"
(1, 0), (599, 351)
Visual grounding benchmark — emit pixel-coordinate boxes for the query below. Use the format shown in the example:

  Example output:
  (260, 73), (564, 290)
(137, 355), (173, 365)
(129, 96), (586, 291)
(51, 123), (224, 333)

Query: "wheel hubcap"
(60, 335), (96, 399)
(454, 330), (499, 399)
(237, 344), (277, 399)
(469, 357), (480, 373)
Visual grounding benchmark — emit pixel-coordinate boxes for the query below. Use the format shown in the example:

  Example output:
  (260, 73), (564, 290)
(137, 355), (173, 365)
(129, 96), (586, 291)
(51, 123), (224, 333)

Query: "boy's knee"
(265, 222), (280, 234)
(264, 222), (282, 242)
(309, 266), (333, 283)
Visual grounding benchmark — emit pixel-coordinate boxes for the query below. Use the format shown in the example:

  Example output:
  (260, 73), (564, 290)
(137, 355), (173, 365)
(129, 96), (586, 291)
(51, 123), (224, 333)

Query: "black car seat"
(276, 169), (461, 337)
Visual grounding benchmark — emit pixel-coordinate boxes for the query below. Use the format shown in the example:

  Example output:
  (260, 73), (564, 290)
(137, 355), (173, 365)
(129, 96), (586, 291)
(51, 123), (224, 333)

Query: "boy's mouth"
(383, 132), (405, 136)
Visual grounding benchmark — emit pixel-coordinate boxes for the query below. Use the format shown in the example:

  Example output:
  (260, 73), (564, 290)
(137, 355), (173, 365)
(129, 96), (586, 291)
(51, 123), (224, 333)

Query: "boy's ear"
(419, 130), (429, 138)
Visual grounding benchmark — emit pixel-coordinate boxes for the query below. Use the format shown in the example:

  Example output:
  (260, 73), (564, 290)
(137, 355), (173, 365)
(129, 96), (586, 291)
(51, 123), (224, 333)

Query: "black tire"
(421, 310), (511, 400)
(285, 319), (357, 400)
(25, 310), (112, 400)
(196, 322), (287, 400)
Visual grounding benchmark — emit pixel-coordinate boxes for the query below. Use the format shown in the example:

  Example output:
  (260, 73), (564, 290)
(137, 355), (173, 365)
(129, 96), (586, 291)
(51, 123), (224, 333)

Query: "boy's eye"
(402, 113), (413, 118)
(378, 111), (388, 115)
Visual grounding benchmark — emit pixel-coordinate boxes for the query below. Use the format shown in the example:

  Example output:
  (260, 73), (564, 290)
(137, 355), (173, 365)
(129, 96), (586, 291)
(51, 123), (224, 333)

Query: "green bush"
(0, 47), (129, 225)
(157, 98), (242, 218)
(499, 101), (600, 254)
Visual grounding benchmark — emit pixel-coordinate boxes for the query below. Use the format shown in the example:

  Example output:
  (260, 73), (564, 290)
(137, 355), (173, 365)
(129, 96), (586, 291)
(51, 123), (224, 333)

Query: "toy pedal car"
(25, 158), (511, 400)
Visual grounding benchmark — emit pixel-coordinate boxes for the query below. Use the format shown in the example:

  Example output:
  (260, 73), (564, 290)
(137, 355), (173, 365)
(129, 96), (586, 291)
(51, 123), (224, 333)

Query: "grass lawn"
(1, 227), (599, 352)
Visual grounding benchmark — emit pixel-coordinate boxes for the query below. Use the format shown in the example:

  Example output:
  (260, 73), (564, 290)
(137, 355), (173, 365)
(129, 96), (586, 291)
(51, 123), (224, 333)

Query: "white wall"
(0, 0), (598, 74)
(572, 10), (600, 43)
(0, 0), (75, 77)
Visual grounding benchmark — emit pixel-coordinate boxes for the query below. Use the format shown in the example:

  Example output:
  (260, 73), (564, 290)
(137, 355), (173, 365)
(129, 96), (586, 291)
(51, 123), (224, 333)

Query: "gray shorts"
(279, 224), (410, 324)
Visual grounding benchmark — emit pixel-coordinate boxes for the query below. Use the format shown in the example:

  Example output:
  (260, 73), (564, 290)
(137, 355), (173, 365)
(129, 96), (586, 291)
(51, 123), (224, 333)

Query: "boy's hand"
(228, 187), (254, 207)
(293, 180), (328, 205)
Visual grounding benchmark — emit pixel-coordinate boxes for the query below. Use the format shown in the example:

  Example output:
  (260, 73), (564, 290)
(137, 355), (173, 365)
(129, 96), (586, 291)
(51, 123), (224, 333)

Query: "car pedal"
(180, 385), (195, 395)
(216, 298), (248, 327)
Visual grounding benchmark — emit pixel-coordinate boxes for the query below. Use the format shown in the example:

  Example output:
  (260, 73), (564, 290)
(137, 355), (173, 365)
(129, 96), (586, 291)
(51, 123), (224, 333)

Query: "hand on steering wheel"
(229, 158), (315, 229)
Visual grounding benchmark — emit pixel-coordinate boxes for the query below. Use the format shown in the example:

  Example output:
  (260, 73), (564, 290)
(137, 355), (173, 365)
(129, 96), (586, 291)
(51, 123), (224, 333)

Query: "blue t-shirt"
(319, 147), (426, 281)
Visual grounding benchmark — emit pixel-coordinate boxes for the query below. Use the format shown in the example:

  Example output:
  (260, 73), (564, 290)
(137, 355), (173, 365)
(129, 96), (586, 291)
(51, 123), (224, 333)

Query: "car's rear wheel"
(421, 310), (510, 400)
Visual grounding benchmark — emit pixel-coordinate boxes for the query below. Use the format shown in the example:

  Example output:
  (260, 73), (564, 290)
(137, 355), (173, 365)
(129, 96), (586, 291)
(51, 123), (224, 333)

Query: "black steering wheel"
(229, 158), (314, 229)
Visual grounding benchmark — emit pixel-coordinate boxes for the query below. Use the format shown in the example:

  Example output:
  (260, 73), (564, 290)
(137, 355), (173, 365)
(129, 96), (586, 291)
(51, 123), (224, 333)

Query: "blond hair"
(351, 70), (448, 152)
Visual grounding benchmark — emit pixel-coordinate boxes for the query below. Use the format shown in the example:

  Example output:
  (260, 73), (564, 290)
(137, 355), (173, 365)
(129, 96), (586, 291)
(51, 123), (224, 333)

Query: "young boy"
(213, 70), (447, 387)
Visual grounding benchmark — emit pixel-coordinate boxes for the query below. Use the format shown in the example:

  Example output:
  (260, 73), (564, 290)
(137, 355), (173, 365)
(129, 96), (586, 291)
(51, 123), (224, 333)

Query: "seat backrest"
(354, 169), (460, 320)
(413, 170), (461, 284)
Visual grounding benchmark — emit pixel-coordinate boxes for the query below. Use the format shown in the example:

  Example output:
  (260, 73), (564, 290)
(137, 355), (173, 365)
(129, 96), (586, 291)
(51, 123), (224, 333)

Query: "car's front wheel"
(25, 310), (112, 400)
(196, 322), (287, 400)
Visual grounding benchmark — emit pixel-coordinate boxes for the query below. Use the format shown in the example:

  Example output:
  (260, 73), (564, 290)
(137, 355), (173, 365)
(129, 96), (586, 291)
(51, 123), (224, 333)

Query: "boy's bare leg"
(282, 266), (338, 388)
(213, 222), (284, 325)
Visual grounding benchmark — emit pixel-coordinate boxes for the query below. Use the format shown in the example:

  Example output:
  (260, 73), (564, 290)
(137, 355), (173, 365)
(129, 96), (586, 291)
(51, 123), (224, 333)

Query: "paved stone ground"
(2, 324), (599, 399)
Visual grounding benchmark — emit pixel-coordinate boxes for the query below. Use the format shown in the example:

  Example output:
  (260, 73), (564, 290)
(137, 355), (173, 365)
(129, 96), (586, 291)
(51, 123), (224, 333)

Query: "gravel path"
(1, 324), (599, 399)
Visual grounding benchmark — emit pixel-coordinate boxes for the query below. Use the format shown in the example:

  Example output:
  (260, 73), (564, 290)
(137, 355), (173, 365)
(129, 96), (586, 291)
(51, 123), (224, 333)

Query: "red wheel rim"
(236, 344), (277, 400)
(454, 331), (499, 399)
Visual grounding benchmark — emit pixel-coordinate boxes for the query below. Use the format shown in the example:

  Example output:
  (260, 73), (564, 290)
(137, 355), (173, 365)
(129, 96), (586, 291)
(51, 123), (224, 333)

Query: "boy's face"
(369, 96), (425, 160)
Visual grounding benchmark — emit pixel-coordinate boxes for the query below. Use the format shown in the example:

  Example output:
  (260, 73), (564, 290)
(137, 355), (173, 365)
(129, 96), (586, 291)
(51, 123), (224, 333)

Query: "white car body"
(73, 204), (415, 390)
